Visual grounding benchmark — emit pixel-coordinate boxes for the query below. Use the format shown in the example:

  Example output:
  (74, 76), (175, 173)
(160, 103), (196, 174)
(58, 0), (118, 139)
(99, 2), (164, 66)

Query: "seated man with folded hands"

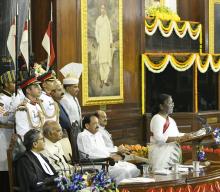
(77, 114), (140, 185)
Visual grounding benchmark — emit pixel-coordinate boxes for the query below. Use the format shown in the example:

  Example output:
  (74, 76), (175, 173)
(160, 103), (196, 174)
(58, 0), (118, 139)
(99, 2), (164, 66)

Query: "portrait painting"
(81, 0), (123, 106)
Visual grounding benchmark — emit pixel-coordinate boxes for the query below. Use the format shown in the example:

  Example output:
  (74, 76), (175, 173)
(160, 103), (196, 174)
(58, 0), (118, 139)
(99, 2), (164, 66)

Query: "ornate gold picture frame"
(81, 0), (124, 106)
(209, 0), (220, 53)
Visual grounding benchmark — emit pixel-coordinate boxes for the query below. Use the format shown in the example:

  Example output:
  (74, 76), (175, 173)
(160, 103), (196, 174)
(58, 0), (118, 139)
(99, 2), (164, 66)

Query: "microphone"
(196, 116), (212, 134)
(196, 116), (207, 125)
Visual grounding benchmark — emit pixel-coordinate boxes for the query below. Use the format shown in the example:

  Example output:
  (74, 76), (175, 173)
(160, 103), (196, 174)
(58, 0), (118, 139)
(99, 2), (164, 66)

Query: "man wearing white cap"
(59, 63), (83, 132)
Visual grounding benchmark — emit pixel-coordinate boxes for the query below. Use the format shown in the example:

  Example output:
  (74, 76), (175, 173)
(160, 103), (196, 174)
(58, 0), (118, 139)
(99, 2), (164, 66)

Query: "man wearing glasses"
(16, 129), (56, 192)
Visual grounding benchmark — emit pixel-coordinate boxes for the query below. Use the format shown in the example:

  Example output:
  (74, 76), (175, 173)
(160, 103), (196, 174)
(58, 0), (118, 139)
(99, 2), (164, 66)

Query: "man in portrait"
(95, 3), (113, 88)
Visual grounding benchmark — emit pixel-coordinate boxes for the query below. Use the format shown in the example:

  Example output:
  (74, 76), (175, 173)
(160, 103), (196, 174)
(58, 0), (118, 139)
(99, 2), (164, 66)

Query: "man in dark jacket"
(15, 129), (57, 192)
(50, 80), (78, 159)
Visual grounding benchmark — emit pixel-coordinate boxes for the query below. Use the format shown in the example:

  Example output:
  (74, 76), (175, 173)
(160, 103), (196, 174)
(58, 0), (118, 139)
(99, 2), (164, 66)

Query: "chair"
(7, 133), (25, 192)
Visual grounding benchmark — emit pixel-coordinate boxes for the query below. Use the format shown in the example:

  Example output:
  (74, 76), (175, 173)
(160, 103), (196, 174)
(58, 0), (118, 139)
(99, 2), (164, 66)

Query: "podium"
(180, 126), (215, 161)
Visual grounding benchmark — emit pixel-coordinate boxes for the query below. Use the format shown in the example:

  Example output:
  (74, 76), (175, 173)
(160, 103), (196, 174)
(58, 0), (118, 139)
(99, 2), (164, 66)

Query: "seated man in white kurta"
(94, 110), (129, 154)
(77, 114), (140, 185)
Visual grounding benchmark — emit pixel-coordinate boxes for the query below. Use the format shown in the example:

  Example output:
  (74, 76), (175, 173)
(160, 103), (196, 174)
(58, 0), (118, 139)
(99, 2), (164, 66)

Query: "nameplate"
(207, 117), (218, 124)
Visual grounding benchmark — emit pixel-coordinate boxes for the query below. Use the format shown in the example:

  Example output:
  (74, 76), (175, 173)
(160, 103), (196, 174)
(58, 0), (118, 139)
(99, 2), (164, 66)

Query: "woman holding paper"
(149, 94), (191, 171)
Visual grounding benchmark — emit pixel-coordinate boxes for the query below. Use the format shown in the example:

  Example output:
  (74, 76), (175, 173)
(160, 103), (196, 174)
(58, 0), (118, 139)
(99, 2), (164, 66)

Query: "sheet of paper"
(120, 177), (155, 184)
(179, 164), (205, 168)
(153, 169), (172, 175)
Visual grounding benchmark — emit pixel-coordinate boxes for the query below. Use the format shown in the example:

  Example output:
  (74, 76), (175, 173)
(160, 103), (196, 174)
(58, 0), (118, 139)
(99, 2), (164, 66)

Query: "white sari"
(149, 114), (184, 171)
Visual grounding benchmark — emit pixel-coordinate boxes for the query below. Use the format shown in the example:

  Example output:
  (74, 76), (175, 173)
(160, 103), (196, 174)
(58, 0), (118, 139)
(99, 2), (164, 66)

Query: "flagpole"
(15, 1), (19, 95)
(51, 1), (53, 22)
(28, 0), (32, 75)
(48, 0), (53, 71)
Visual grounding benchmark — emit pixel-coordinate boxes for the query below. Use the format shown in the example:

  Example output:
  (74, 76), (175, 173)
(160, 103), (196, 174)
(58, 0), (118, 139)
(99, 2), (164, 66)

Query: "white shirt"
(39, 91), (57, 121)
(77, 129), (111, 159)
(150, 114), (184, 143)
(32, 151), (54, 175)
(15, 98), (44, 138)
(98, 126), (117, 153)
(60, 92), (81, 125)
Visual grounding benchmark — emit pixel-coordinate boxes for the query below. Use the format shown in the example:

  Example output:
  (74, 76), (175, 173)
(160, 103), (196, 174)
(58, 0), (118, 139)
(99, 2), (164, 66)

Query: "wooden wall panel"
(56, 0), (81, 77)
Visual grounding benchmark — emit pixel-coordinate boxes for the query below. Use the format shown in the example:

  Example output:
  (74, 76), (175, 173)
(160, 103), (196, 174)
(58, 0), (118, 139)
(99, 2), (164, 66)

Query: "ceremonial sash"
(163, 117), (170, 133)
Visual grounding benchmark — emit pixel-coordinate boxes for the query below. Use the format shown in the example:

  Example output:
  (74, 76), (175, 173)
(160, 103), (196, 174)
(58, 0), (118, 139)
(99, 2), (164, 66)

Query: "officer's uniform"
(37, 71), (59, 122)
(15, 76), (44, 138)
(39, 91), (59, 122)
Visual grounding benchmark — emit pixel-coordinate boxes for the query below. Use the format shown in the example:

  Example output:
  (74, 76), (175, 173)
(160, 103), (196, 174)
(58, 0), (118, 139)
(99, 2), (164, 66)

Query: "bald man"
(41, 121), (73, 176)
(94, 110), (129, 154)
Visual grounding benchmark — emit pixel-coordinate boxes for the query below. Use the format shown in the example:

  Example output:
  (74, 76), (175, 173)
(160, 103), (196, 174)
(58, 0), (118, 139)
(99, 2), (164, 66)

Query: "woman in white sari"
(149, 94), (190, 171)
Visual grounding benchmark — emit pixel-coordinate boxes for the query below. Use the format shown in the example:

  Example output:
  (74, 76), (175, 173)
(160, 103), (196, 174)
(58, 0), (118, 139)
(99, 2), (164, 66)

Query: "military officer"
(37, 71), (59, 122)
(15, 75), (44, 138)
